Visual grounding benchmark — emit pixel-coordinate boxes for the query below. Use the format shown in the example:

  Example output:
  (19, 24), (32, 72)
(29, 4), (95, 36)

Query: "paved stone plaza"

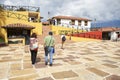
(0, 41), (120, 80)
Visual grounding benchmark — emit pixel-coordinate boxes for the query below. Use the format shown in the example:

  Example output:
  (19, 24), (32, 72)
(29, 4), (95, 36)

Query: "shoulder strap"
(48, 36), (52, 47)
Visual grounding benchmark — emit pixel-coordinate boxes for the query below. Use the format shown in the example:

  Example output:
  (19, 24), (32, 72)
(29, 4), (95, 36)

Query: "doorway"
(102, 32), (111, 40)
(7, 28), (31, 45)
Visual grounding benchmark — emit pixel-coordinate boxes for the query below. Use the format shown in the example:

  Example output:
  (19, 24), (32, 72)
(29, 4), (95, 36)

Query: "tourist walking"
(44, 31), (55, 66)
(29, 33), (38, 65)
(61, 34), (66, 49)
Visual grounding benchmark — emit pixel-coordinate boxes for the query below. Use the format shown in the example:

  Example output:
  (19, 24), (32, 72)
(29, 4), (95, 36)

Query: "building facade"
(0, 4), (42, 45)
(91, 27), (120, 40)
(51, 16), (92, 31)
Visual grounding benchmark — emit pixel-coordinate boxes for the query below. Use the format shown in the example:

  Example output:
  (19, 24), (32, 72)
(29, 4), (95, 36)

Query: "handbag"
(34, 47), (38, 51)
(44, 37), (52, 53)
(44, 46), (49, 53)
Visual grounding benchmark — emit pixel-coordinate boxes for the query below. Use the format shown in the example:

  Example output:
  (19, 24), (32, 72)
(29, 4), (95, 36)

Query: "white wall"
(55, 18), (91, 31)
(84, 21), (91, 31)
(75, 20), (78, 25)
(111, 32), (117, 41)
(111, 31), (120, 41)
(54, 19), (57, 25)
(88, 21), (91, 27)
(61, 19), (70, 24)
(61, 19), (71, 27)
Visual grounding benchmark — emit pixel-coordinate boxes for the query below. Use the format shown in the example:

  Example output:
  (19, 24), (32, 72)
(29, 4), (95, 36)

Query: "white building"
(52, 15), (92, 31)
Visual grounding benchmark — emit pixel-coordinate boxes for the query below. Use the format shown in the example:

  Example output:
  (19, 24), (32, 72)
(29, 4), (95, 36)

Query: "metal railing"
(0, 4), (40, 12)
(0, 4), (41, 22)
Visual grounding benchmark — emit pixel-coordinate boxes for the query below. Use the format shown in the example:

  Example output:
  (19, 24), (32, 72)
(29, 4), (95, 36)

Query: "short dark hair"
(49, 31), (53, 35)
(31, 33), (37, 38)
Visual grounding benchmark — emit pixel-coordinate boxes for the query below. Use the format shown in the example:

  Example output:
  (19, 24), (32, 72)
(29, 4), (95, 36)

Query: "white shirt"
(61, 35), (65, 39)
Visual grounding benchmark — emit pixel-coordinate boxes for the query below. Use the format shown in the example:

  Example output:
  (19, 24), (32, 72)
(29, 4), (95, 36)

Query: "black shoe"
(32, 63), (35, 65)
(49, 64), (52, 66)
(45, 62), (48, 65)
(61, 48), (64, 50)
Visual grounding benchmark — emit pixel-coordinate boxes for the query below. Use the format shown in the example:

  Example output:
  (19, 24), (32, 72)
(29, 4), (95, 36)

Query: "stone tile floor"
(0, 41), (120, 80)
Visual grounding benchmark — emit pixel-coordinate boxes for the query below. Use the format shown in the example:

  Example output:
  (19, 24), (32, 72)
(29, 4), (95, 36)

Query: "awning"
(1, 23), (35, 29)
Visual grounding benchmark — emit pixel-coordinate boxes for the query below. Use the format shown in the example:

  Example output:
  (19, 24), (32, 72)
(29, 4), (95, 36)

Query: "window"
(57, 19), (61, 25)
(85, 21), (88, 26)
(71, 20), (75, 25)
(28, 13), (38, 22)
(78, 20), (81, 26)
(29, 17), (36, 22)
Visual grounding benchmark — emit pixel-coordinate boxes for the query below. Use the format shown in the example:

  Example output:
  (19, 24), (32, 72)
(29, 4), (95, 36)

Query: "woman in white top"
(29, 33), (38, 65)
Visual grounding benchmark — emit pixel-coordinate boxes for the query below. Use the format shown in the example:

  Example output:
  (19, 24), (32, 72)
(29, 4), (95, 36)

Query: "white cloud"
(4, 0), (13, 5)
(0, 0), (120, 22)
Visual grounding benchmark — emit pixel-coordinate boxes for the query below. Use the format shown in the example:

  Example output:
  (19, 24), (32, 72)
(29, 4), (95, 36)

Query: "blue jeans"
(45, 47), (54, 64)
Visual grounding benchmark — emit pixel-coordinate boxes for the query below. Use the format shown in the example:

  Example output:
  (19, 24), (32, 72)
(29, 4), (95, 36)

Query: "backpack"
(62, 36), (66, 41)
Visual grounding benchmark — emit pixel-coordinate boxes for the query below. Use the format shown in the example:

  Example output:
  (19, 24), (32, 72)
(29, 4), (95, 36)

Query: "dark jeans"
(30, 50), (37, 64)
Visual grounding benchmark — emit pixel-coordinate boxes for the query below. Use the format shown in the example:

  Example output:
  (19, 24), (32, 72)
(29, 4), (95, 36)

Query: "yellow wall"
(0, 11), (42, 33)
(0, 10), (42, 44)
(51, 25), (86, 35)
(0, 28), (7, 43)
(31, 22), (42, 35)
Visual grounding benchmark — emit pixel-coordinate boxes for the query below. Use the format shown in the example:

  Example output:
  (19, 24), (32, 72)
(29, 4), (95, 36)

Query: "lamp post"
(48, 11), (50, 19)
(94, 18), (96, 28)
(48, 11), (50, 25)
(81, 26), (83, 32)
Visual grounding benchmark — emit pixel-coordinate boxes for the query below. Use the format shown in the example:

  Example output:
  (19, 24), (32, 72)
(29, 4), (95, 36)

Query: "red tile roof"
(42, 22), (49, 25)
(52, 15), (92, 21)
(98, 27), (120, 32)
(1, 23), (35, 29)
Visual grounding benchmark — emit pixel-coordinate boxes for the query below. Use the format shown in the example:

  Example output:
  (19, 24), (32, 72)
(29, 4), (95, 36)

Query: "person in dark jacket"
(61, 34), (66, 49)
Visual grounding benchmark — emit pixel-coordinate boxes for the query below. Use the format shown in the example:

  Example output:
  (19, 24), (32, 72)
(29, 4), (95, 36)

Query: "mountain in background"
(91, 20), (120, 28)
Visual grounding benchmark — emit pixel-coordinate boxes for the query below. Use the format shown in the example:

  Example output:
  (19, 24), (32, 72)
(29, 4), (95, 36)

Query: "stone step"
(38, 26), (74, 45)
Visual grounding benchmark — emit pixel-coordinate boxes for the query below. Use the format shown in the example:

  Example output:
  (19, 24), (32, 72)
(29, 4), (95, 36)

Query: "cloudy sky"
(0, 0), (120, 22)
